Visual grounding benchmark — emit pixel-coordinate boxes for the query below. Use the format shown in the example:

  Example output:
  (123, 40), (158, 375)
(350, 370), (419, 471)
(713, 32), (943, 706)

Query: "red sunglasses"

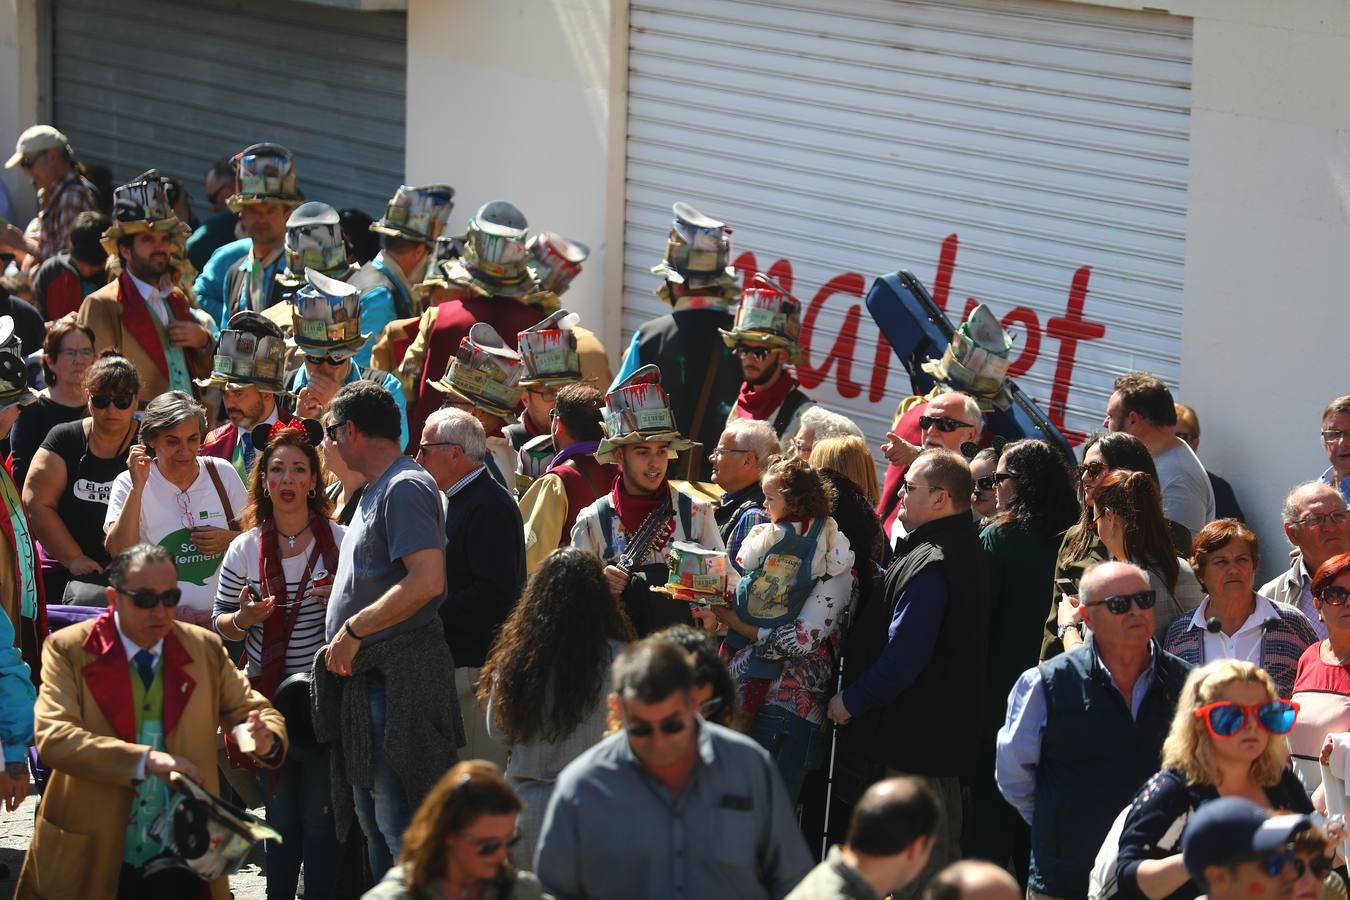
(1194, 700), (1298, 740)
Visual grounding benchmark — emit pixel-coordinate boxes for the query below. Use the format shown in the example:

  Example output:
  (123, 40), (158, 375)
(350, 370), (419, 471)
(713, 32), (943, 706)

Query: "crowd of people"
(0, 122), (1346, 900)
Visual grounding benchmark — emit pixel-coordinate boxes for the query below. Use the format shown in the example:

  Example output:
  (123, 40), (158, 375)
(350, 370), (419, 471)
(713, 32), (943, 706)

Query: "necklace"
(277, 523), (310, 549)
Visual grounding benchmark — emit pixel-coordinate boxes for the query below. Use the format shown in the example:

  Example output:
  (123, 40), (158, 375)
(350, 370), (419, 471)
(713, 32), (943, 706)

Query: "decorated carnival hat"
(438, 200), (537, 299)
(651, 201), (739, 305)
(0, 348), (39, 410)
(370, 184), (455, 244)
(517, 310), (587, 386)
(527, 232), (590, 296)
(195, 311), (289, 393)
(99, 170), (191, 257)
(658, 542), (730, 603)
(595, 364), (693, 464)
(226, 143), (303, 212)
(415, 233), (467, 294)
(430, 322), (525, 419)
(148, 772), (281, 881)
(290, 267), (369, 360)
(0, 316), (20, 357)
(719, 272), (802, 360)
(921, 304), (1015, 408)
(278, 201), (355, 288)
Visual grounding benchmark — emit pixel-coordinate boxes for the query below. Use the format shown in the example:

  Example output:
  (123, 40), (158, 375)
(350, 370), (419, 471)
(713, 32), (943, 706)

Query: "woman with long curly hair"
(1111, 660), (1311, 900)
(365, 760), (545, 899)
(478, 547), (636, 864)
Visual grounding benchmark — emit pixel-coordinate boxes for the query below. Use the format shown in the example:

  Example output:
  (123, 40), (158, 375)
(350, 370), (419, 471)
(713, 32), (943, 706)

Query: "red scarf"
(256, 514), (339, 699)
(611, 474), (670, 535)
(117, 271), (197, 381)
(734, 371), (797, 421)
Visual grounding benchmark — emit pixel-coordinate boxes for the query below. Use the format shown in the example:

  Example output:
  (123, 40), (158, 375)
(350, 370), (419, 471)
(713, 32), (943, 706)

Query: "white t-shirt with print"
(105, 456), (250, 613)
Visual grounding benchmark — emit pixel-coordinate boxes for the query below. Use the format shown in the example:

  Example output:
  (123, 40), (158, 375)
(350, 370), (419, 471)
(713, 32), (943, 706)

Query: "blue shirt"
(0, 609), (33, 763)
(193, 237), (251, 334)
(293, 362), (409, 451)
(1321, 465), (1350, 505)
(841, 565), (947, 717)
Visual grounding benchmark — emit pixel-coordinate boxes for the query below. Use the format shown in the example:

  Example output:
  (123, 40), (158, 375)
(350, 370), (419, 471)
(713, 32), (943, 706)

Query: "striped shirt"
(35, 170), (98, 264)
(213, 524), (346, 677)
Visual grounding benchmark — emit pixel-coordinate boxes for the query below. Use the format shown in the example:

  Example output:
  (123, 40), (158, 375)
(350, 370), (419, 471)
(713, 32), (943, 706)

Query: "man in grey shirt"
(535, 638), (812, 900)
(323, 380), (449, 875)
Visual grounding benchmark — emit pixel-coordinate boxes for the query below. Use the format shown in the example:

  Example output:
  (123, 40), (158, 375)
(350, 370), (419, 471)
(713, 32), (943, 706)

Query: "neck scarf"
(256, 513), (338, 699)
(734, 370), (796, 421)
(611, 473), (670, 535)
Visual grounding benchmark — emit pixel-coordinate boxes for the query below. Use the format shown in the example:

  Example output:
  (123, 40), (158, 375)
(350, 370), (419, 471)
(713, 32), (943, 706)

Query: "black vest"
(714, 484), (765, 544)
(1029, 640), (1191, 897)
(841, 512), (989, 775)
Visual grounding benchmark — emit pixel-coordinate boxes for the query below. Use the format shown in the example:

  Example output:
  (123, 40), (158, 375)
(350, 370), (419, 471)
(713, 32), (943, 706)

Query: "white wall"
(404, 0), (614, 346)
(0, 0), (40, 226)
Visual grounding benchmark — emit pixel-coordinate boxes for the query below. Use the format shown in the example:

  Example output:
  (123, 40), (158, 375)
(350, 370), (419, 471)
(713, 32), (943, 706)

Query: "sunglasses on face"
(116, 586), (183, 609)
(18, 155), (40, 169)
(974, 475), (997, 493)
(462, 830), (521, 857)
(1244, 848), (1298, 878)
(306, 354), (347, 367)
(1078, 461), (1107, 480)
(991, 472), (1017, 485)
(1194, 699), (1298, 739)
(733, 343), (772, 361)
(1289, 856), (1333, 880)
(918, 415), (972, 433)
(625, 717), (688, 738)
(91, 394), (135, 410)
(1319, 585), (1350, 606)
(1083, 589), (1156, 615)
(325, 421), (347, 443)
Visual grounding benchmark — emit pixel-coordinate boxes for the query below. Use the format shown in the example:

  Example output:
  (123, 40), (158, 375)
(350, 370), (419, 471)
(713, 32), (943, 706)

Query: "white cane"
(821, 611), (848, 859)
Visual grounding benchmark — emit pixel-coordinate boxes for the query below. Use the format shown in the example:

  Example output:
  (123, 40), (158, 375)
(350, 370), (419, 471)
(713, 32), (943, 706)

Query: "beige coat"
(15, 613), (286, 899)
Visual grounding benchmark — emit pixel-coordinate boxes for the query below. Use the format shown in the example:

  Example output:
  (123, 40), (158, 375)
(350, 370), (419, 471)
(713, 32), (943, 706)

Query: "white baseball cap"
(5, 125), (71, 168)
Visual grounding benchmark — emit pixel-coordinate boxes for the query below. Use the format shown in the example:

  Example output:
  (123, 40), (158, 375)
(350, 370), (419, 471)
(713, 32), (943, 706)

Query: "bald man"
(923, 861), (1020, 900)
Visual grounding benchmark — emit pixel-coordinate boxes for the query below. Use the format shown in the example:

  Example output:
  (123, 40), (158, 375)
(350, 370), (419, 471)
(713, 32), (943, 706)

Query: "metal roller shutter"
(623, 0), (1192, 448)
(49, 0), (406, 220)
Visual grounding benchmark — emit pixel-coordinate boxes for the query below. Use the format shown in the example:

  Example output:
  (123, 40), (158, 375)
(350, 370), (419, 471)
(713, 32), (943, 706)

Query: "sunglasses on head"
(919, 414), (972, 433)
(116, 586), (183, 609)
(91, 394), (135, 410)
(1194, 699), (1298, 739)
(1078, 461), (1107, 480)
(625, 717), (688, 738)
(1320, 585), (1350, 606)
(733, 343), (773, 361)
(1083, 589), (1156, 615)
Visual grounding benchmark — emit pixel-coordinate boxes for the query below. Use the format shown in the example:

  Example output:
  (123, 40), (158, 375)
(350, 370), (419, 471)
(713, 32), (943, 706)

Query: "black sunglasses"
(733, 343), (773, 361)
(325, 421), (347, 442)
(306, 354), (347, 367)
(1084, 589), (1156, 615)
(626, 718), (688, 738)
(974, 475), (996, 493)
(919, 414), (972, 433)
(1077, 461), (1107, 480)
(991, 472), (1017, 484)
(91, 393), (135, 410)
(18, 155), (39, 169)
(465, 831), (521, 857)
(1289, 856), (1333, 880)
(1319, 585), (1350, 606)
(117, 586), (183, 609)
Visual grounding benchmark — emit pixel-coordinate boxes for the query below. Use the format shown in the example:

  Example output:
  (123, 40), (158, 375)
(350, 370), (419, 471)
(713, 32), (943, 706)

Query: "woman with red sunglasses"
(1111, 660), (1312, 900)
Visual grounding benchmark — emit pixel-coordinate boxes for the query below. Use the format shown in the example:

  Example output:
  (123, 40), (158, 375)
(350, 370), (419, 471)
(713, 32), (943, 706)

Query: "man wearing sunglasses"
(536, 638), (812, 900)
(1181, 798), (1310, 900)
(198, 311), (294, 483)
(996, 561), (1192, 900)
(720, 274), (816, 446)
(877, 391), (984, 545)
(1260, 483), (1350, 639)
(0, 125), (99, 273)
(19, 543), (286, 898)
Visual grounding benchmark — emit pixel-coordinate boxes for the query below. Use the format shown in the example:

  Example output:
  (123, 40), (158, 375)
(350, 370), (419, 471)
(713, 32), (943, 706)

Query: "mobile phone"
(1055, 578), (1077, 597)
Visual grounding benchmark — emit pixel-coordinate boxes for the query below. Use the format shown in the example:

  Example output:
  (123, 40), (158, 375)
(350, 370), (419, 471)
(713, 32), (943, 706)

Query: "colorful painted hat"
(370, 184), (455, 244)
(719, 273), (802, 360)
(595, 364), (693, 464)
(290, 267), (369, 360)
(430, 322), (525, 419)
(99, 171), (191, 257)
(650, 202), (739, 305)
(0, 348), (38, 410)
(518, 310), (585, 386)
(278, 201), (354, 288)
(195, 311), (289, 393)
(527, 232), (589, 296)
(438, 200), (537, 298)
(921, 303), (1015, 406)
(0, 316), (20, 356)
(415, 233), (467, 294)
(150, 772), (282, 881)
(659, 542), (729, 602)
(226, 143), (303, 212)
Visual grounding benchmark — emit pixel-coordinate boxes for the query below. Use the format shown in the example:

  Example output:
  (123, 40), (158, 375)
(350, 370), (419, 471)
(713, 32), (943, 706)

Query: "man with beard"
(197, 311), (293, 482)
(78, 174), (214, 400)
(720, 274), (814, 445)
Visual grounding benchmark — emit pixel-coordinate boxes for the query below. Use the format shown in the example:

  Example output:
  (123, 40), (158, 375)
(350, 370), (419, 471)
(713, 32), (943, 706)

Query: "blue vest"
(1029, 641), (1190, 898)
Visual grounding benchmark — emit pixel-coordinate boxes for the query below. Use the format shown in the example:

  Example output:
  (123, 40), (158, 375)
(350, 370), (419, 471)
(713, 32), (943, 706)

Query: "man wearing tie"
(198, 311), (294, 482)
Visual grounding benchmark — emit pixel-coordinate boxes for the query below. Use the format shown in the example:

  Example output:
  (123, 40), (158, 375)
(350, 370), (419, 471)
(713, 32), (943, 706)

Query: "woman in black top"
(10, 320), (93, 488)
(23, 353), (139, 603)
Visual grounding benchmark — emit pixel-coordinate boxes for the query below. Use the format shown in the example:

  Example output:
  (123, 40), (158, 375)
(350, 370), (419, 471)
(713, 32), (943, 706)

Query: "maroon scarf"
(734, 371), (797, 421)
(256, 514), (339, 699)
(611, 474), (670, 535)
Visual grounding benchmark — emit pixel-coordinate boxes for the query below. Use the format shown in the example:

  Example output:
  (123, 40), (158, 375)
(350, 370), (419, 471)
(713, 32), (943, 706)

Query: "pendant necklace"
(277, 524), (309, 549)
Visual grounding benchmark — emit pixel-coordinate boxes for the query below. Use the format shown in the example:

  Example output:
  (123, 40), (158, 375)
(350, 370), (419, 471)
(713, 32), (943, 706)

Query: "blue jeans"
(259, 742), (341, 900)
(351, 675), (413, 876)
(749, 704), (830, 803)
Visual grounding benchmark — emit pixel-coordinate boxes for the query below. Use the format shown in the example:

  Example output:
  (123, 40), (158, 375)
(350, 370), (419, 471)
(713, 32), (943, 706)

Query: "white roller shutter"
(50, 0), (406, 220)
(623, 0), (1192, 448)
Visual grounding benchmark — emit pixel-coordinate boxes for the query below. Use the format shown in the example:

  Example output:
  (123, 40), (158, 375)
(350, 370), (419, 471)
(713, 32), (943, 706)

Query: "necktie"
(241, 429), (255, 471)
(133, 649), (156, 690)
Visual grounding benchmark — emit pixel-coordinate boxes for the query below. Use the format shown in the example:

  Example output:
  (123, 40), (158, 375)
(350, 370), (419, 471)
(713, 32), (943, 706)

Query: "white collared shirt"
(1191, 593), (1282, 666)
(237, 406), (281, 448)
(126, 271), (170, 324)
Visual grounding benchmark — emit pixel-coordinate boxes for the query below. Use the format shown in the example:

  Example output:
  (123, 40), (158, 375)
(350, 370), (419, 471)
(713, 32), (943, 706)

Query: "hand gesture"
(188, 525), (235, 556)
(603, 565), (632, 600)
(881, 431), (921, 467)
(127, 444), (152, 491)
(166, 319), (211, 349)
(1057, 594), (1082, 630)
(244, 710), (276, 759)
(0, 222), (28, 253)
(145, 750), (203, 785)
(236, 585), (275, 629)
(302, 368), (341, 408)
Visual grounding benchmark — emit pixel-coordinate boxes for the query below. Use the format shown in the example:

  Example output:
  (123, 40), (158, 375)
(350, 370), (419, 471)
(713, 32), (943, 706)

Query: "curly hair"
(398, 761), (522, 895)
(1091, 469), (1180, 593)
(1063, 432), (1160, 562)
(239, 429), (334, 531)
(763, 456), (835, 521)
(989, 439), (1079, 539)
(478, 547), (636, 743)
(1161, 660), (1287, 789)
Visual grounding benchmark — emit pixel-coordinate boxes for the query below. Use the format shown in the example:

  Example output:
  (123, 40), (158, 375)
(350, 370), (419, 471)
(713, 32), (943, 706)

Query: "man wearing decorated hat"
(0, 124), (100, 273)
(0, 348), (49, 678)
(286, 268), (409, 450)
(507, 309), (591, 492)
(721, 273), (816, 444)
(611, 202), (743, 479)
(429, 322), (526, 489)
(198, 311), (294, 483)
(78, 172), (215, 401)
(571, 365), (724, 636)
(350, 183), (454, 323)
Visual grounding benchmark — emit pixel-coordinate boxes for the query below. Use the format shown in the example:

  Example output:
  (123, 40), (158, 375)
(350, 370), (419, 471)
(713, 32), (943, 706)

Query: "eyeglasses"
(18, 155), (40, 170)
(1238, 848), (1297, 878)
(305, 354), (347, 367)
(526, 386), (560, 398)
(1077, 461), (1107, 480)
(974, 475), (997, 493)
(1289, 856), (1333, 880)
(733, 343), (773, 361)
(900, 479), (944, 495)
(1293, 511), (1350, 529)
(625, 717), (688, 738)
(1083, 589), (1156, 615)
(1318, 585), (1350, 606)
(56, 348), (95, 362)
(461, 830), (521, 857)
(416, 441), (458, 455)
(1195, 700), (1298, 739)
(116, 586), (183, 609)
(991, 472), (1017, 485)
(709, 447), (750, 459)
(1322, 429), (1349, 444)
(919, 415), (973, 433)
(91, 393), (135, 410)
(325, 421), (348, 443)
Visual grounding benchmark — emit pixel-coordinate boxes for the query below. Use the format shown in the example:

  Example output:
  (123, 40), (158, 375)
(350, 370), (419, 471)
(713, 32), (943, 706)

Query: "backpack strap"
(771, 389), (811, 438)
(677, 490), (693, 540)
(596, 495), (617, 560)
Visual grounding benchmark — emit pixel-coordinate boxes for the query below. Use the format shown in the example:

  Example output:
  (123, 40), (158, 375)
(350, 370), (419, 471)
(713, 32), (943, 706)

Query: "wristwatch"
(1057, 622), (1084, 641)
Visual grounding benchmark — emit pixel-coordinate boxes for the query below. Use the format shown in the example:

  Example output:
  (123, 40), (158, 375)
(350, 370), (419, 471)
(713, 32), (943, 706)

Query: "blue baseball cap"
(1181, 797), (1310, 882)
